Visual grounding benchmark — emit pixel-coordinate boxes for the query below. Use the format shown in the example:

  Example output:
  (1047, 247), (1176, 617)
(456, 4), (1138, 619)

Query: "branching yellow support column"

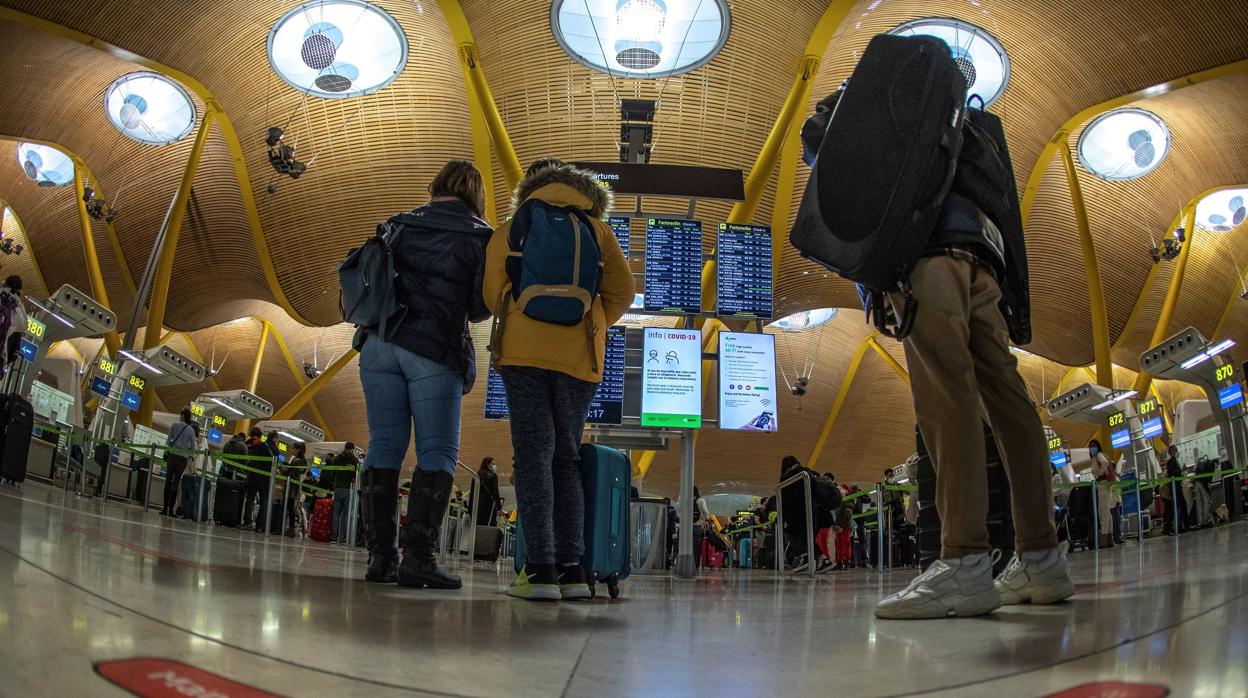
(1132, 204), (1196, 398)
(273, 350), (356, 421)
(72, 158), (122, 358)
(267, 324), (335, 440)
(136, 110), (215, 427)
(1059, 145), (1114, 388)
(808, 333), (878, 470)
(465, 88), (498, 225)
(867, 336), (909, 385)
(438, 0), (523, 190)
(237, 319), (271, 435)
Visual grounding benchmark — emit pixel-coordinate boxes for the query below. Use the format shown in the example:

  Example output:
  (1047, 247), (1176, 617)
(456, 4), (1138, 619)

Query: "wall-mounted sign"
(207, 428), (223, 445)
(18, 338), (38, 362)
(25, 316), (45, 341)
(1107, 410), (1130, 450)
(641, 327), (702, 428)
(121, 389), (141, 411)
(1219, 384), (1245, 409)
(98, 357), (119, 376)
(718, 332), (778, 432)
(1138, 396), (1165, 438)
(572, 162), (745, 201)
(90, 376), (112, 399)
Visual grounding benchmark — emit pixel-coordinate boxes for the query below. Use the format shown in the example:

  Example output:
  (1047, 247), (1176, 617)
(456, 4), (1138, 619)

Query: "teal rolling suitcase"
(514, 443), (632, 598)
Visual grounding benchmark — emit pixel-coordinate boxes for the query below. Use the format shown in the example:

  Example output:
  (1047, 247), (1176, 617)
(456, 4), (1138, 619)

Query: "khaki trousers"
(891, 256), (1058, 558)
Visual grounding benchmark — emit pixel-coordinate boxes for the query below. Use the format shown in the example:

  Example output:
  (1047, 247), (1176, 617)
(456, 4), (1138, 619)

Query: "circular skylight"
(889, 18), (1011, 107)
(14, 143), (74, 187)
(767, 308), (838, 332)
(551, 0), (731, 79)
(1077, 108), (1171, 181)
(1195, 188), (1248, 233)
(267, 0), (408, 99)
(104, 72), (196, 145)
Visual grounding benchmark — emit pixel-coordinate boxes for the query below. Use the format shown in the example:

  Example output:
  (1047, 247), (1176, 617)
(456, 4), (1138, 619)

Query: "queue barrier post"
(1134, 476), (1144, 545)
(264, 457), (276, 536)
(774, 471), (816, 577)
(1171, 477), (1181, 535)
(347, 464), (361, 548)
(1090, 478), (1100, 551)
(875, 483), (885, 573)
(144, 445), (156, 513)
(459, 461), (480, 563)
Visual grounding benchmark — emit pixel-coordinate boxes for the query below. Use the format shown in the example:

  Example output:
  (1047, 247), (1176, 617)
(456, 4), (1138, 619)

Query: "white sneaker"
(995, 542), (1075, 605)
(874, 553), (1000, 620)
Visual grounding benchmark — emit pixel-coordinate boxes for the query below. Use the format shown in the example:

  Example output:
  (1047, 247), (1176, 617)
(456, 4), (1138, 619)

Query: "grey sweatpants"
(499, 365), (598, 566)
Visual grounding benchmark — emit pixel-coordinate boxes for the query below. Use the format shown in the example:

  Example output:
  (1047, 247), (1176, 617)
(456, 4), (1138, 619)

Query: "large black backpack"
(338, 222), (403, 339)
(791, 33), (967, 338)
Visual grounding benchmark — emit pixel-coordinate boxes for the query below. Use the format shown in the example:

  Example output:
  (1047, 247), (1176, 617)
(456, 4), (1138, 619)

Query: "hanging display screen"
(1047, 435), (1068, 469)
(207, 428), (223, 445)
(641, 327), (702, 428)
(18, 338), (38, 362)
(483, 326), (627, 425)
(1107, 410), (1130, 449)
(718, 332), (778, 432)
(608, 217), (631, 260)
(90, 376), (112, 399)
(644, 218), (703, 314)
(715, 223), (773, 319)
(121, 389), (141, 411)
(1219, 384), (1245, 409)
(98, 357), (118, 376)
(1138, 396), (1165, 438)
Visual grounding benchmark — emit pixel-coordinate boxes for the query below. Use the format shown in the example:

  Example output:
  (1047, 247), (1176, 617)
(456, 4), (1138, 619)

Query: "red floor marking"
(95, 658), (285, 697)
(1074, 565), (1180, 596)
(68, 525), (205, 569)
(1043, 681), (1168, 697)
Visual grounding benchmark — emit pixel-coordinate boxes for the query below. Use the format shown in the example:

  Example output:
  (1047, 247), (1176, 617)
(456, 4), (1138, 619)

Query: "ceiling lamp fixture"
(1195, 188), (1248, 233)
(889, 17), (1011, 107)
(104, 72), (196, 145)
(551, 0), (731, 79)
(267, 0), (408, 99)
(15, 143), (74, 188)
(1077, 107), (1171, 181)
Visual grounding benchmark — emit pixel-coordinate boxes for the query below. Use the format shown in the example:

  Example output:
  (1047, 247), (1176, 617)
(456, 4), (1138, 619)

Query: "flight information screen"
(483, 326), (627, 424)
(716, 223), (773, 319)
(644, 218), (702, 314)
(608, 217), (631, 259)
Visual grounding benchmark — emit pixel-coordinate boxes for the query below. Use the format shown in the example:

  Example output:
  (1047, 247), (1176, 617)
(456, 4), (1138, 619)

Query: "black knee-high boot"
(397, 470), (461, 590)
(363, 468), (400, 583)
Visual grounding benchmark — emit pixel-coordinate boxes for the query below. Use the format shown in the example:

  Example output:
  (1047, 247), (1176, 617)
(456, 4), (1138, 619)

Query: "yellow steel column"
(81, 168), (137, 295)
(465, 87), (498, 225)
(72, 158), (122, 358)
(1132, 204), (1196, 397)
(136, 110), (215, 426)
(237, 319), (271, 434)
(267, 323), (335, 440)
(273, 349), (356, 421)
(1058, 145), (1114, 388)
(437, 0), (523, 190)
(808, 333), (877, 470)
(867, 336), (909, 385)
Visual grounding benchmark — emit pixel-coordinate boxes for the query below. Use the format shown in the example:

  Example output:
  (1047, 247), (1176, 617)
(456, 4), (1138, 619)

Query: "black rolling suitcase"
(1223, 475), (1243, 522)
(791, 33), (966, 335)
(214, 478), (243, 527)
(1064, 486), (1094, 551)
(0, 393), (34, 484)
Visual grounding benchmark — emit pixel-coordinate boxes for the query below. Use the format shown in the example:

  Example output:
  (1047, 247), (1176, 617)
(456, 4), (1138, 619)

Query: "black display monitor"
(483, 326), (627, 425)
(715, 222), (773, 319)
(644, 218), (703, 315)
(608, 216), (631, 260)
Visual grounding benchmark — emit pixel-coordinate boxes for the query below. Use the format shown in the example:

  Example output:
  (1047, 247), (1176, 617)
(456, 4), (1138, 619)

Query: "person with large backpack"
(795, 34), (1071, 619)
(353, 159), (493, 589)
(483, 158), (634, 601)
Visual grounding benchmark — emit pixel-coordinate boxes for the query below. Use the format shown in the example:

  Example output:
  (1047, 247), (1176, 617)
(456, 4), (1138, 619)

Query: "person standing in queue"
(1088, 439), (1118, 547)
(484, 158), (634, 601)
(470, 456), (503, 527)
(357, 159), (492, 588)
(161, 408), (197, 517)
(331, 443), (358, 544)
(1161, 444), (1188, 536)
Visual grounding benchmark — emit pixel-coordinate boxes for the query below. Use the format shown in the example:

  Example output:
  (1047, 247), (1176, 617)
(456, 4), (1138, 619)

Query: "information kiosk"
(1139, 328), (1245, 469)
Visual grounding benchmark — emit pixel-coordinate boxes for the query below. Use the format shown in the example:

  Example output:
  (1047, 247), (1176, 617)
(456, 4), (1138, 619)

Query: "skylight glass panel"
(1077, 108), (1171, 181)
(890, 18), (1011, 107)
(15, 143), (74, 188)
(105, 72), (196, 145)
(552, 0), (731, 79)
(1195, 188), (1248, 233)
(268, 0), (408, 99)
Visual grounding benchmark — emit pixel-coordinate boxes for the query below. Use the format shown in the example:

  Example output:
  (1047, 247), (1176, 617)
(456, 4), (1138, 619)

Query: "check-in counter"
(630, 497), (669, 574)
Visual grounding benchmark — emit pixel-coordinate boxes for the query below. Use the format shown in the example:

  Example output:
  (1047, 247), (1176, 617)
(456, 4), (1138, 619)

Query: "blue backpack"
(505, 200), (603, 325)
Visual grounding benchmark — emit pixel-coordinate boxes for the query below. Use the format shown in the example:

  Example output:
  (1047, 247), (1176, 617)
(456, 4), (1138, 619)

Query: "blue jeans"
(359, 337), (463, 476)
(332, 488), (352, 543)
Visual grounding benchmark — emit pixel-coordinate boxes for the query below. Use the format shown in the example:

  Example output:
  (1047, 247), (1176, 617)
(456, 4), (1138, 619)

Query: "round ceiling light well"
(889, 17), (1011, 107)
(104, 71), (197, 145)
(1195, 188), (1248, 233)
(15, 142), (74, 187)
(552, 0), (731, 79)
(1077, 107), (1171, 181)
(268, 0), (409, 99)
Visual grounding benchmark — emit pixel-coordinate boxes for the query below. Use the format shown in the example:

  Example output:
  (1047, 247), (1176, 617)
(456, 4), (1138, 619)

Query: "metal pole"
(207, 456), (217, 524)
(61, 429), (72, 493)
(145, 445), (155, 513)
(803, 475), (814, 578)
(347, 463), (360, 547)
(775, 480), (784, 575)
(875, 483), (884, 573)
(1171, 477), (1181, 535)
(1090, 480), (1100, 551)
(886, 489), (893, 569)
(1135, 476), (1144, 544)
(675, 428), (696, 578)
(282, 469), (293, 535)
(198, 455), (207, 522)
(264, 457), (276, 536)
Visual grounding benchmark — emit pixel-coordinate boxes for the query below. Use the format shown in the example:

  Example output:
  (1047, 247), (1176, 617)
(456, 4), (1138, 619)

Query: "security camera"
(303, 362), (323, 380)
(266, 126), (309, 180)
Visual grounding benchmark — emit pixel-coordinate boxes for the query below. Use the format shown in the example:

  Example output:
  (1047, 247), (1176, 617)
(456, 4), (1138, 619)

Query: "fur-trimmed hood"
(509, 163), (614, 220)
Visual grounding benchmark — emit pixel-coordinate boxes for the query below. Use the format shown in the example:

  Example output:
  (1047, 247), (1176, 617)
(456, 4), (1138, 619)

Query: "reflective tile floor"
(1, 481), (1246, 697)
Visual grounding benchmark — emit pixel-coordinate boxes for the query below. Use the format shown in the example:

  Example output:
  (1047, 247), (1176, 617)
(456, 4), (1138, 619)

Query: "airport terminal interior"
(0, 0), (1247, 696)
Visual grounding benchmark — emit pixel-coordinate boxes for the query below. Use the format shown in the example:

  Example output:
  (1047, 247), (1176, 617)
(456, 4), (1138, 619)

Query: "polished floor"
(0, 481), (1245, 697)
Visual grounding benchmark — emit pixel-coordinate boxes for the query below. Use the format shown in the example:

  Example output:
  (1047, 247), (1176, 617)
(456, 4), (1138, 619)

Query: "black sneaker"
(558, 564), (591, 601)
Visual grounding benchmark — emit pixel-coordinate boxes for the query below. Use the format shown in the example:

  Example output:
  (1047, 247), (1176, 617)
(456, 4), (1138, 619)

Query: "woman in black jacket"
(471, 456), (503, 526)
(358, 160), (492, 590)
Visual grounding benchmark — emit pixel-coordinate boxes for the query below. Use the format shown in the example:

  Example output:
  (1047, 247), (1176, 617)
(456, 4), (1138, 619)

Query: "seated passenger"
(356, 159), (492, 589)
(484, 158), (634, 601)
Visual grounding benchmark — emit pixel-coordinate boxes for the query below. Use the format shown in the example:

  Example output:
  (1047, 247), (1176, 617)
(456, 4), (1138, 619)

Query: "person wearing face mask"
(472, 456), (503, 527)
(1088, 439), (1118, 548)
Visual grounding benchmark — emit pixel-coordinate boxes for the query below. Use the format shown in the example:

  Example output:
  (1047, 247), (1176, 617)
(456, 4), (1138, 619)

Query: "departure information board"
(608, 217), (631, 259)
(644, 218), (702, 314)
(716, 223), (773, 319)
(483, 327), (627, 425)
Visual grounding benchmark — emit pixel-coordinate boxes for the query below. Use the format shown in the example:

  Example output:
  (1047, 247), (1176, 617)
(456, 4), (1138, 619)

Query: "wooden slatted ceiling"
(3, 0), (473, 327)
(0, 205), (50, 298)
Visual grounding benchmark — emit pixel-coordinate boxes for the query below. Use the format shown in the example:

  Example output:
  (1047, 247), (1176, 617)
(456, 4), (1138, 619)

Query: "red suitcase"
(310, 498), (333, 542)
